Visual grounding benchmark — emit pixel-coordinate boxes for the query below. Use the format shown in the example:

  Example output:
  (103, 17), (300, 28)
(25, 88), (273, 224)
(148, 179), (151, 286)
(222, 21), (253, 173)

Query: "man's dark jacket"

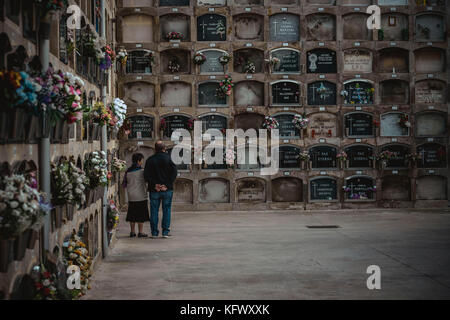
(144, 151), (178, 192)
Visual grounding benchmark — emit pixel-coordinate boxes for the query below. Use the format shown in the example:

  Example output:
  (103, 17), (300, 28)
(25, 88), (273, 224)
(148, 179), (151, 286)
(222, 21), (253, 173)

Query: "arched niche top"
(233, 13), (264, 41)
(305, 13), (336, 41)
(269, 13), (300, 42)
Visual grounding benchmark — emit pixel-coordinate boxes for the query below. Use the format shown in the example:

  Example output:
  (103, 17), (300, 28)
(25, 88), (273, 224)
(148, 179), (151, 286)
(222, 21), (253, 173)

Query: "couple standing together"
(122, 141), (177, 239)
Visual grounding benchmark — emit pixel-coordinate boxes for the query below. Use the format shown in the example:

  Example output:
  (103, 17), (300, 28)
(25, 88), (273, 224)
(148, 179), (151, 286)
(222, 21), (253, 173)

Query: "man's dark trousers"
(149, 190), (173, 236)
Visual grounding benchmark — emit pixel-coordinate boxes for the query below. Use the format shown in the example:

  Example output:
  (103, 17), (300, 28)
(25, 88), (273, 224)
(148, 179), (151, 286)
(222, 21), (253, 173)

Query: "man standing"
(144, 141), (178, 238)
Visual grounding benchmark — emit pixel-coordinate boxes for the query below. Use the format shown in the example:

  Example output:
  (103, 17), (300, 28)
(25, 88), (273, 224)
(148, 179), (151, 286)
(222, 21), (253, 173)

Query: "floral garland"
(216, 20), (226, 39)
(217, 76), (233, 97)
(193, 52), (207, 65)
(377, 150), (394, 161)
(64, 72), (85, 123)
(109, 98), (127, 128)
(111, 157), (126, 173)
(292, 114), (309, 129)
(168, 58), (181, 73)
(243, 61), (256, 74)
(0, 70), (39, 112)
(166, 31), (183, 40)
(262, 116), (279, 130)
(219, 53), (231, 65)
(63, 232), (91, 298)
(84, 151), (108, 189)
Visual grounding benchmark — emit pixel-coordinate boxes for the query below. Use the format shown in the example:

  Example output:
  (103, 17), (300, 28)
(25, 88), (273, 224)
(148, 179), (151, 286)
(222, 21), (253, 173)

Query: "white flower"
(9, 201), (19, 209)
(43, 279), (50, 287)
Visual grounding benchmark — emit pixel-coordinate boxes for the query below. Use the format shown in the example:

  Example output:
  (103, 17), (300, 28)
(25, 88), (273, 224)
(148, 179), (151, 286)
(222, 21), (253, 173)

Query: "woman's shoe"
(138, 233), (148, 238)
(130, 232), (136, 238)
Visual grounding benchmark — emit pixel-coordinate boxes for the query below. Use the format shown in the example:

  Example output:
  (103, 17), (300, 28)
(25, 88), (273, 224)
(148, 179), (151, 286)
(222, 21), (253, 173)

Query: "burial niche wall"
(345, 145), (374, 169)
(160, 49), (190, 74)
(161, 81), (191, 107)
(233, 14), (264, 41)
(128, 114), (154, 139)
(309, 177), (337, 201)
(269, 14), (300, 42)
(343, 14), (372, 40)
(309, 112), (338, 138)
(415, 14), (445, 42)
(236, 146), (263, 170)
(415, 80), (446, 104)
(380, 14), (408, 41)
(414, 48), (445, 73)
(123, 81), (155, 108)
(121, 14), (153, 43)
(309, 145), (337, 169)
(416, 176), (447, 200)
(234, 49), (264, 74)
(380, 113), (409, 136)
(380, 80), (409, 104)
(306, 14), (336, 41)
(344, 112), (374, 137)
(382, 176), (410, 201)
(198, 178), (230, 203)
(343, 49), (372, 73)
(378, 48), (409, 73)
(272, 177), (303, 202)
(234, 112), (265, 131)
(197, 14), (227, 42)
(344, 176), (375, 200)
(380, 144), (410, 168)
(417, 143), (447, 168)
(160, 14), (190, 42)
(415, 112), (446, 137)
(126, 50), (153, 74)
(198, 81), (227, 106)
(236, 178), (266, 203)
(234, 81), (265, 106)
(271, 81), (300, 106)
(199, 49), (227, 74)
(307, 81), (337, 106)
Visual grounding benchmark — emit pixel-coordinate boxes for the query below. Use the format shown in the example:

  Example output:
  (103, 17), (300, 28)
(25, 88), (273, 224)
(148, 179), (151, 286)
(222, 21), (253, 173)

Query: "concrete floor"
(85, 209), (450, 300)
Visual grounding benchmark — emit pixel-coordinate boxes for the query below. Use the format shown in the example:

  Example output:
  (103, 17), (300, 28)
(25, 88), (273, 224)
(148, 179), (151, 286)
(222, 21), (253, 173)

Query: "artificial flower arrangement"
(336, 151), (348, 161)
(224, 145), (236, 166)
(84, 151), (108, 189)
(297, 150), (310, 161)
(78, 25), (99, 59)
(266, 56), (280, 68)
(98, 45), (116, 71)
(262, 116), (279, 130)
(166, 31), (184, 40)
(160, 118), (167, 133)
(193, 52), (207, 65)
(36, 0), (68, 13)
(107, 200), (120, 231)
(90, 102), (112, 126)
(0, 70), (39, 111)
(33, 265), (59, 300)
(63, 72), (85, 123)
(111, 157), (127, 173)
(292, 114), (309, 129)
(343, 185), (376, 200)
(398, 114), (411, 129)
(215, 20), (226, 39)
(217, 75), (234, 97)
(63, 232), (91, 298)
(109, 98), (128, 128)
(187, 118), (197, 131)
(116, 48), (128, 67)
(405, 153), (422, 167)
(68, 157), (89, 208)
(118, 118), (131, 137)
(168, 57), (181, 73)
(219, 53), (232, 65)
(243, 61), (256, 74)
(377, 150), (394, 161)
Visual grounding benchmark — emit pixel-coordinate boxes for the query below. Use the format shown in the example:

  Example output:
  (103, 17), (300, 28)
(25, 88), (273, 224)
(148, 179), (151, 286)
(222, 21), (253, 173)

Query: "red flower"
(35, 282), (43, 290)
(43, 271), (51, 279)
(43, 287), (51, 296)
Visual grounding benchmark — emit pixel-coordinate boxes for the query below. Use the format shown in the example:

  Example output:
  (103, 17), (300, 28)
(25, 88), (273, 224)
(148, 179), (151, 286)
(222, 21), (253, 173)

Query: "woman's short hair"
(132, 153), (144, 164)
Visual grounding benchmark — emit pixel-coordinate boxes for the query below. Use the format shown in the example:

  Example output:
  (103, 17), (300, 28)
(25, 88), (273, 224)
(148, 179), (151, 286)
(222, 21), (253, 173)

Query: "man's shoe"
(138, 233), (148, 238)
(162, 234), (172, 238)
(150, 235), (158, 239)
(130, 232), (136, 238)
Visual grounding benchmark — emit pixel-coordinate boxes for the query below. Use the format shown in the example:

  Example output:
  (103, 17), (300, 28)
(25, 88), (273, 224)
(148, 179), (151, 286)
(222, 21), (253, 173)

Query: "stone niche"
(341, 0), (370, 4)
(234, 81), (265, 106)
(382, 176), (410, 201)
(378, 48), (409, 73)
(415, 14), (445, 42)
(123, 81), (155, 108)
(272, 177), (303, 202)
(234, 0), (263, 5)
(198, 0), (227, 5)
(199, 49), (226, 74)
(161, 81), (191, 107)
(343, 80), (374, 105)
(309, 112), (338, 138)
(161, 114), (190, 138)
(417, 143), (447, 168)
(199, 114), (227, 132)
(128, 114), (154, 139)
(197, 14), (227, 42)
(309, 177), (337, 201)
(124, 146), (154, 167)
(343, 14), (372, 40)
(233, 48), (264, 73)
(273, 0), (300, 4)
(380, 80), (409, 104)
(123, 0), (154, 6)
(345, 145), (374, 168)
(377, 0), (408, 5)
(233, 14), (264, 41)
(307, 81), (337, 105)
(269, 14), (300, 42)
(306, 0), (335, 4)
(415, 112), (446, 137)
(278, 145), (301, 169)
(121, 14), (153, 43)
(173, 179), (193, 203)
(198, 178), (230, 203)
(415, 80), (446, 104)
(309, 145), (337, 169)
(159, 0), (189, 6)
(344, 176), (375, 200)
(343, 49), (372, 73)
(203, 147), (227, 170)
(271, 81), (300, 106)
(380, 113), (409, 137)
(273, 113), (300, 138)
(307, 48), (337, 73)
(414, 48), (445, 73)
(236, 178), (266, 203)
(416, 176), (447, 200)
(198, 81), (227, 106)
(126, 50), (153, 74)
(160, 14), (190, 42)
(306, 14), (336, 41)
(234, 112), (265, 131)
(160, 49), (190, 74)
(271, 48), (300, 74)
(380, 144), (409, 168)
(380, 14), (408, 41)
(344, 112), (374, 137)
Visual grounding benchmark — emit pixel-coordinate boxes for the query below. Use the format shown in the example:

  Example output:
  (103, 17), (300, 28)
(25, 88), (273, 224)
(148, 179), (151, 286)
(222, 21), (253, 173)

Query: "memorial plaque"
(126, 50), (152, 74)
(129, 115), (154, 139)
(345, 112), (373, 137)
(310, 178), (337, 201)
(417, 143), (447, 168)
(236, 179), (265, 203)
(159, 0), (190, 6)
(377, 0), (408, 5)
(274, 114), (300, 138)
(235, 0), (263, 4)
(269, 14), (300, 42)
(200, 50), (225, 74)
(198, 82), (227, 106)
(279, 145), (301, 168)
(200, 114), (227, 132)
(380, 113), (408, 136)
(272, 81), (300, 105)
(162, 115), (190, 137)
(416, 14), (445, 42)
(380, 144), (409, 168)
(197, 0), (226, 6)
(343, 49), (372, 72)
(343, 81), (374, 105)
(310, 146), (337, 168)
(271, 49), (300, 73)
(197, 14), (227, 42)
(380, 80), (409, 104)
(198, 178), (230, 203)
(307, 49), (337, 73)
(272, 177), (303, 202)
(309, 113), (337, 138)
(345, 145), (373, 168)
(307, 81), (336, 105)
(345, 177), (375, 200)
(415, 80), (446, 104)
(415, 112), (446, 137)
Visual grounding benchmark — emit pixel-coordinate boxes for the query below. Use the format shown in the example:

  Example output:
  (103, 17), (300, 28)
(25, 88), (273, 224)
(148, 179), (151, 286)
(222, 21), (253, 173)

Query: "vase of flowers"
(166, 31), (183, 42)
(377, 150), (394, 170)
(406, 153), (422, 168)
(243, 61), (256, 74)
(98, 45), (116, 71)
(262, 116), (279, 131)
(168, 58), (181, 73)
(292, 114), (309, 138)
(217, 76), (234, 97)
(219, 53), (231, 66)
(193, 52), (207, 65)
(297, 150), (310, 170)
(398, 114), (410, 135)
(160, 118), (167, 138)
(116, 47), (128, 69)
(266, 56), (280, 72)
(336, 152), (348, 169)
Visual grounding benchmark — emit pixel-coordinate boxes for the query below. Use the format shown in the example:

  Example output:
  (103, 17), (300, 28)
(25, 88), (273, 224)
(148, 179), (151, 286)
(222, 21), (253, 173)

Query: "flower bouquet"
(63, 232), (91, 298)
(217, 75), (234, 97)
(33, 265), (59, 300)
(219, 53), (232, 66)
(266, 56), (280, 69)
(111, 157), (127, 173)
(160, 118), (167, 137)
(336, 151), (348, 169)
(405, 153), (422, 168)
(0, 70), (39, 111)
(262, 116), (279, 131)
(51, 158), (73, 206)
(63, 72), (85, 123)
(297, 150), (310, 169)
(398, 114), (411, 129)
(292, 114), (309, 130)
(97, 45), (116, 71)
(90, 102), (112, 126)
(107, 200), (120, 231)
(243, 61), (256, 74)
(377, 150), (394, 170)
(109, 98), (127, 129)
(116, 48), (128, 67)
(36, 0), (68, 14)
(166, 31), (183, 41)
(168, 58), (181, 73)
(224, 146), (236, 167)
(84, 151), (108, 190)
(193, 52), (207, 65)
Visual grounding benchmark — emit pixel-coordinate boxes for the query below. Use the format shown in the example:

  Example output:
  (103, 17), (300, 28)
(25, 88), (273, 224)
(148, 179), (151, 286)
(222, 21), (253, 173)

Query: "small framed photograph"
(388, 16), (397, 26)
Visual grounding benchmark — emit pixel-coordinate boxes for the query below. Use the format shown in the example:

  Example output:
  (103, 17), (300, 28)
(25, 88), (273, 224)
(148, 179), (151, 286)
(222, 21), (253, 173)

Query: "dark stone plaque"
(126, 50), (152, 74)
(310, 178), (337, 201)
(417, 143), (447, 168)
(307, 49), (337, 73)
(129, 115), (154, 139)
(307, 81), (336, 105)
(197, 14), (227, 42)
(309, 145), (337, 168)
(345, 177), (375, 200)
(345, 145), (374, 168)
(198, 82), (227, 106)
(279, 145), (300, 169)
(380, 145), (409, 168)
(200, 50), (224, 74)
(159, 0), (190, 6)
(271, 49), (300, 73)
(269, 14), (300, 42)
(274, 114), (300, 138)
(343, 81), (374, 105)
(272, 81), (300, 105)
(200, 114), (227, 132)
(162, 115), (190, 138)
(345, 112), (374, 137)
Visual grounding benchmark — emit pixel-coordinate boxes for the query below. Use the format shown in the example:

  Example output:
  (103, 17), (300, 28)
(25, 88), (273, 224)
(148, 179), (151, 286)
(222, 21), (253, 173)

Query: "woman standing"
(122, 153), (149, 238)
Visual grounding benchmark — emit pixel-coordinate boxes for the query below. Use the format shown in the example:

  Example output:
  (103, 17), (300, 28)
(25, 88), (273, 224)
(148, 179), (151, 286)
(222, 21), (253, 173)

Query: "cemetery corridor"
(84, 209), (450, 300)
